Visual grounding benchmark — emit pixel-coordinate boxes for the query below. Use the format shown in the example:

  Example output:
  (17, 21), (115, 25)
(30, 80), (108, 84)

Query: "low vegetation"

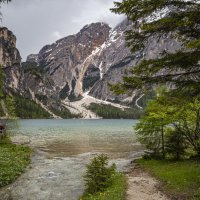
(81, 154), (127, 200)
(87, 103), (142, 119)
(137, 159), (200, 199)
(131, 88), (200, 199)
(14, 94), (51, 119)
(0, 135), (32, 187)
(50, 107), (80, 119)
(81, 173), (127, 200)
(22, 61), (43, 75)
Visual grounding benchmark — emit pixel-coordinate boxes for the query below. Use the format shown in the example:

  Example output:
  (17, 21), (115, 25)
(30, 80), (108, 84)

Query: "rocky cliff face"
(0, 27), (21, 68)
(24, 20), (132, 105)
(0, 17), (182, 119)
(89, 19), (181, 102)
(0, 27), (21, 91)
(24, 23), (111, 105)
(24, 18), (181, 108)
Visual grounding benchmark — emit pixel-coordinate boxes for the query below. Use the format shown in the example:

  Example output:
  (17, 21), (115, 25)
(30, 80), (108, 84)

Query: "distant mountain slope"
(1, 18), (182, 118)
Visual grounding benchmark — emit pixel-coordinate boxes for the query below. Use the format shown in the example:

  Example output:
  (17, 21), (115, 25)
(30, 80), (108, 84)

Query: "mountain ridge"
(1, 18), (182, 118)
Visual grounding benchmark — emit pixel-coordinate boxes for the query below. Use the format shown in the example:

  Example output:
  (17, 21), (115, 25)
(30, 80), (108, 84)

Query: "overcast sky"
(1, 0), (124, 61)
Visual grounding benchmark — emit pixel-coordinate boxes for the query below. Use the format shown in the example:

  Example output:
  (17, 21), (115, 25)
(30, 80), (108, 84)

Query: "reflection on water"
(10, 119), (141, 158)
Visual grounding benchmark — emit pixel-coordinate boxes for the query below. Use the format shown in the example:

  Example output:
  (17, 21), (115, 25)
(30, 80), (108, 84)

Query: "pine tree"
(83, 154), (116, 194)
(111, 0), (200, 98)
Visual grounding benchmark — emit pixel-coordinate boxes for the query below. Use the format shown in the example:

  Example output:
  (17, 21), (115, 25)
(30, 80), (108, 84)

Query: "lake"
(11, 119), (141, 158)
(6, 119), (143, 200)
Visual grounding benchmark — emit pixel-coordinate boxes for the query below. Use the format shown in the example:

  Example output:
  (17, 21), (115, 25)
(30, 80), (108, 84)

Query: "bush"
(83, 154), (116, 194)
(81, 173), (127, 200)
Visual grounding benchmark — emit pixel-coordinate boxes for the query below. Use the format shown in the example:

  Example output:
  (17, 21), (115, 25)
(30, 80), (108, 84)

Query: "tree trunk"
(161, 120), (165, 159)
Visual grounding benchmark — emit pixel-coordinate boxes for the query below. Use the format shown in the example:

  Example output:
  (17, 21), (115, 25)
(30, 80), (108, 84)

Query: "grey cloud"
(1, 0), (123, 60)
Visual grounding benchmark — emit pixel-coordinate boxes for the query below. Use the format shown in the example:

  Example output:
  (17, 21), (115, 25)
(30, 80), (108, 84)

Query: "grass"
(81, 173), (127, 200)
(0, 136), (32, 187)
(137, 159), (200, 199)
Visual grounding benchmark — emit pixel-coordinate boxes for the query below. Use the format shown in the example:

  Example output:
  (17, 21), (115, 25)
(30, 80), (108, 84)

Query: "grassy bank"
(0, 136), (32, 187)
(81, 173), (127, 200)
(137, 159), (200, 199)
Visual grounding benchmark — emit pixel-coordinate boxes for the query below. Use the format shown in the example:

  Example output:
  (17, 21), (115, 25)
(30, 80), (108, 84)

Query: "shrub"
(84, 154), (116, 194)
(0, 136), (32, 187)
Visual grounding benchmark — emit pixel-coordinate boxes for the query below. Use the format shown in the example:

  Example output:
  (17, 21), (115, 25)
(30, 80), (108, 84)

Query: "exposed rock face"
(23, 23), (111, 105)
(89, 19), (134, 102)
(17, 17), (181, 113)
(0, 27), (21, 68)
(22, 18), (181, 107)
(89, 19), (181, 102)
(26, 54), (38, 63)
(0, 17), (184, 118)
(82, 64), (100, 92)
(0, 27), (21, 91)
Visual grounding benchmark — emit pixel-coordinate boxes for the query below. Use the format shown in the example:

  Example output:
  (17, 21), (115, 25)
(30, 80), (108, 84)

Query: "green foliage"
(0, 67), (3, 99)
(81, 173), (127, 200)
(0, 102), (4, 117)
(0, 67), (16, 119)
(0, 136), (32, 187)
(135, 88), (200, 159)
(22, 62), (44, 78)
(193, 190), (200, 200)
(88, 103), (142, 119)
(83, 154), (116, 195)
(165, 129), (187, 160)
(50, 107), (80, 119)
(111, 0), (200, 97)
(35, 94), (48, 105)
(137, 159), (200, 199)
(5, 95), (16, 118)
(14, 94), (50, 119)
(133, 90), (156, 108)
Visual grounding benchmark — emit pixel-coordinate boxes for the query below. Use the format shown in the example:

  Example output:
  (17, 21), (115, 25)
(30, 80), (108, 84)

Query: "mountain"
(0, 27), (54, 119)
(25, 22), (110, 103)
(0, 27), (21, 91)
(0, 18), (182, 118)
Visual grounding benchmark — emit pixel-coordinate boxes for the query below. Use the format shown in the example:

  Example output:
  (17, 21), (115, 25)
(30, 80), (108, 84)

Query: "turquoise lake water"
(11, 119), (141, 158)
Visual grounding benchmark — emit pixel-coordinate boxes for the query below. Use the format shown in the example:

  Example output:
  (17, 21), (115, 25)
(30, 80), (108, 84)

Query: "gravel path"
(127, 168), (170, 200)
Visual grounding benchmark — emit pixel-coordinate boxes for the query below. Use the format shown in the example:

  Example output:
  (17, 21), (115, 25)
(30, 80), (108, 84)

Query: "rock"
(21, 22), (111, 107)
(1, 18), (182, 117)
(26, 54), (38, 63)
(0, 27), (21, 68)
(0, 27), (22, 92)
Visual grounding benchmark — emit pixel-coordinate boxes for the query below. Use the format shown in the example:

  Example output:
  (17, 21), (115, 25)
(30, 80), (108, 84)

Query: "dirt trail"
(127, 168), (169, 200)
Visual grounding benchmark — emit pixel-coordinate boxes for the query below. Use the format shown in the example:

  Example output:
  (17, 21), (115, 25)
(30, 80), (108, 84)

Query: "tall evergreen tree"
(111, 0), (200, 97)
